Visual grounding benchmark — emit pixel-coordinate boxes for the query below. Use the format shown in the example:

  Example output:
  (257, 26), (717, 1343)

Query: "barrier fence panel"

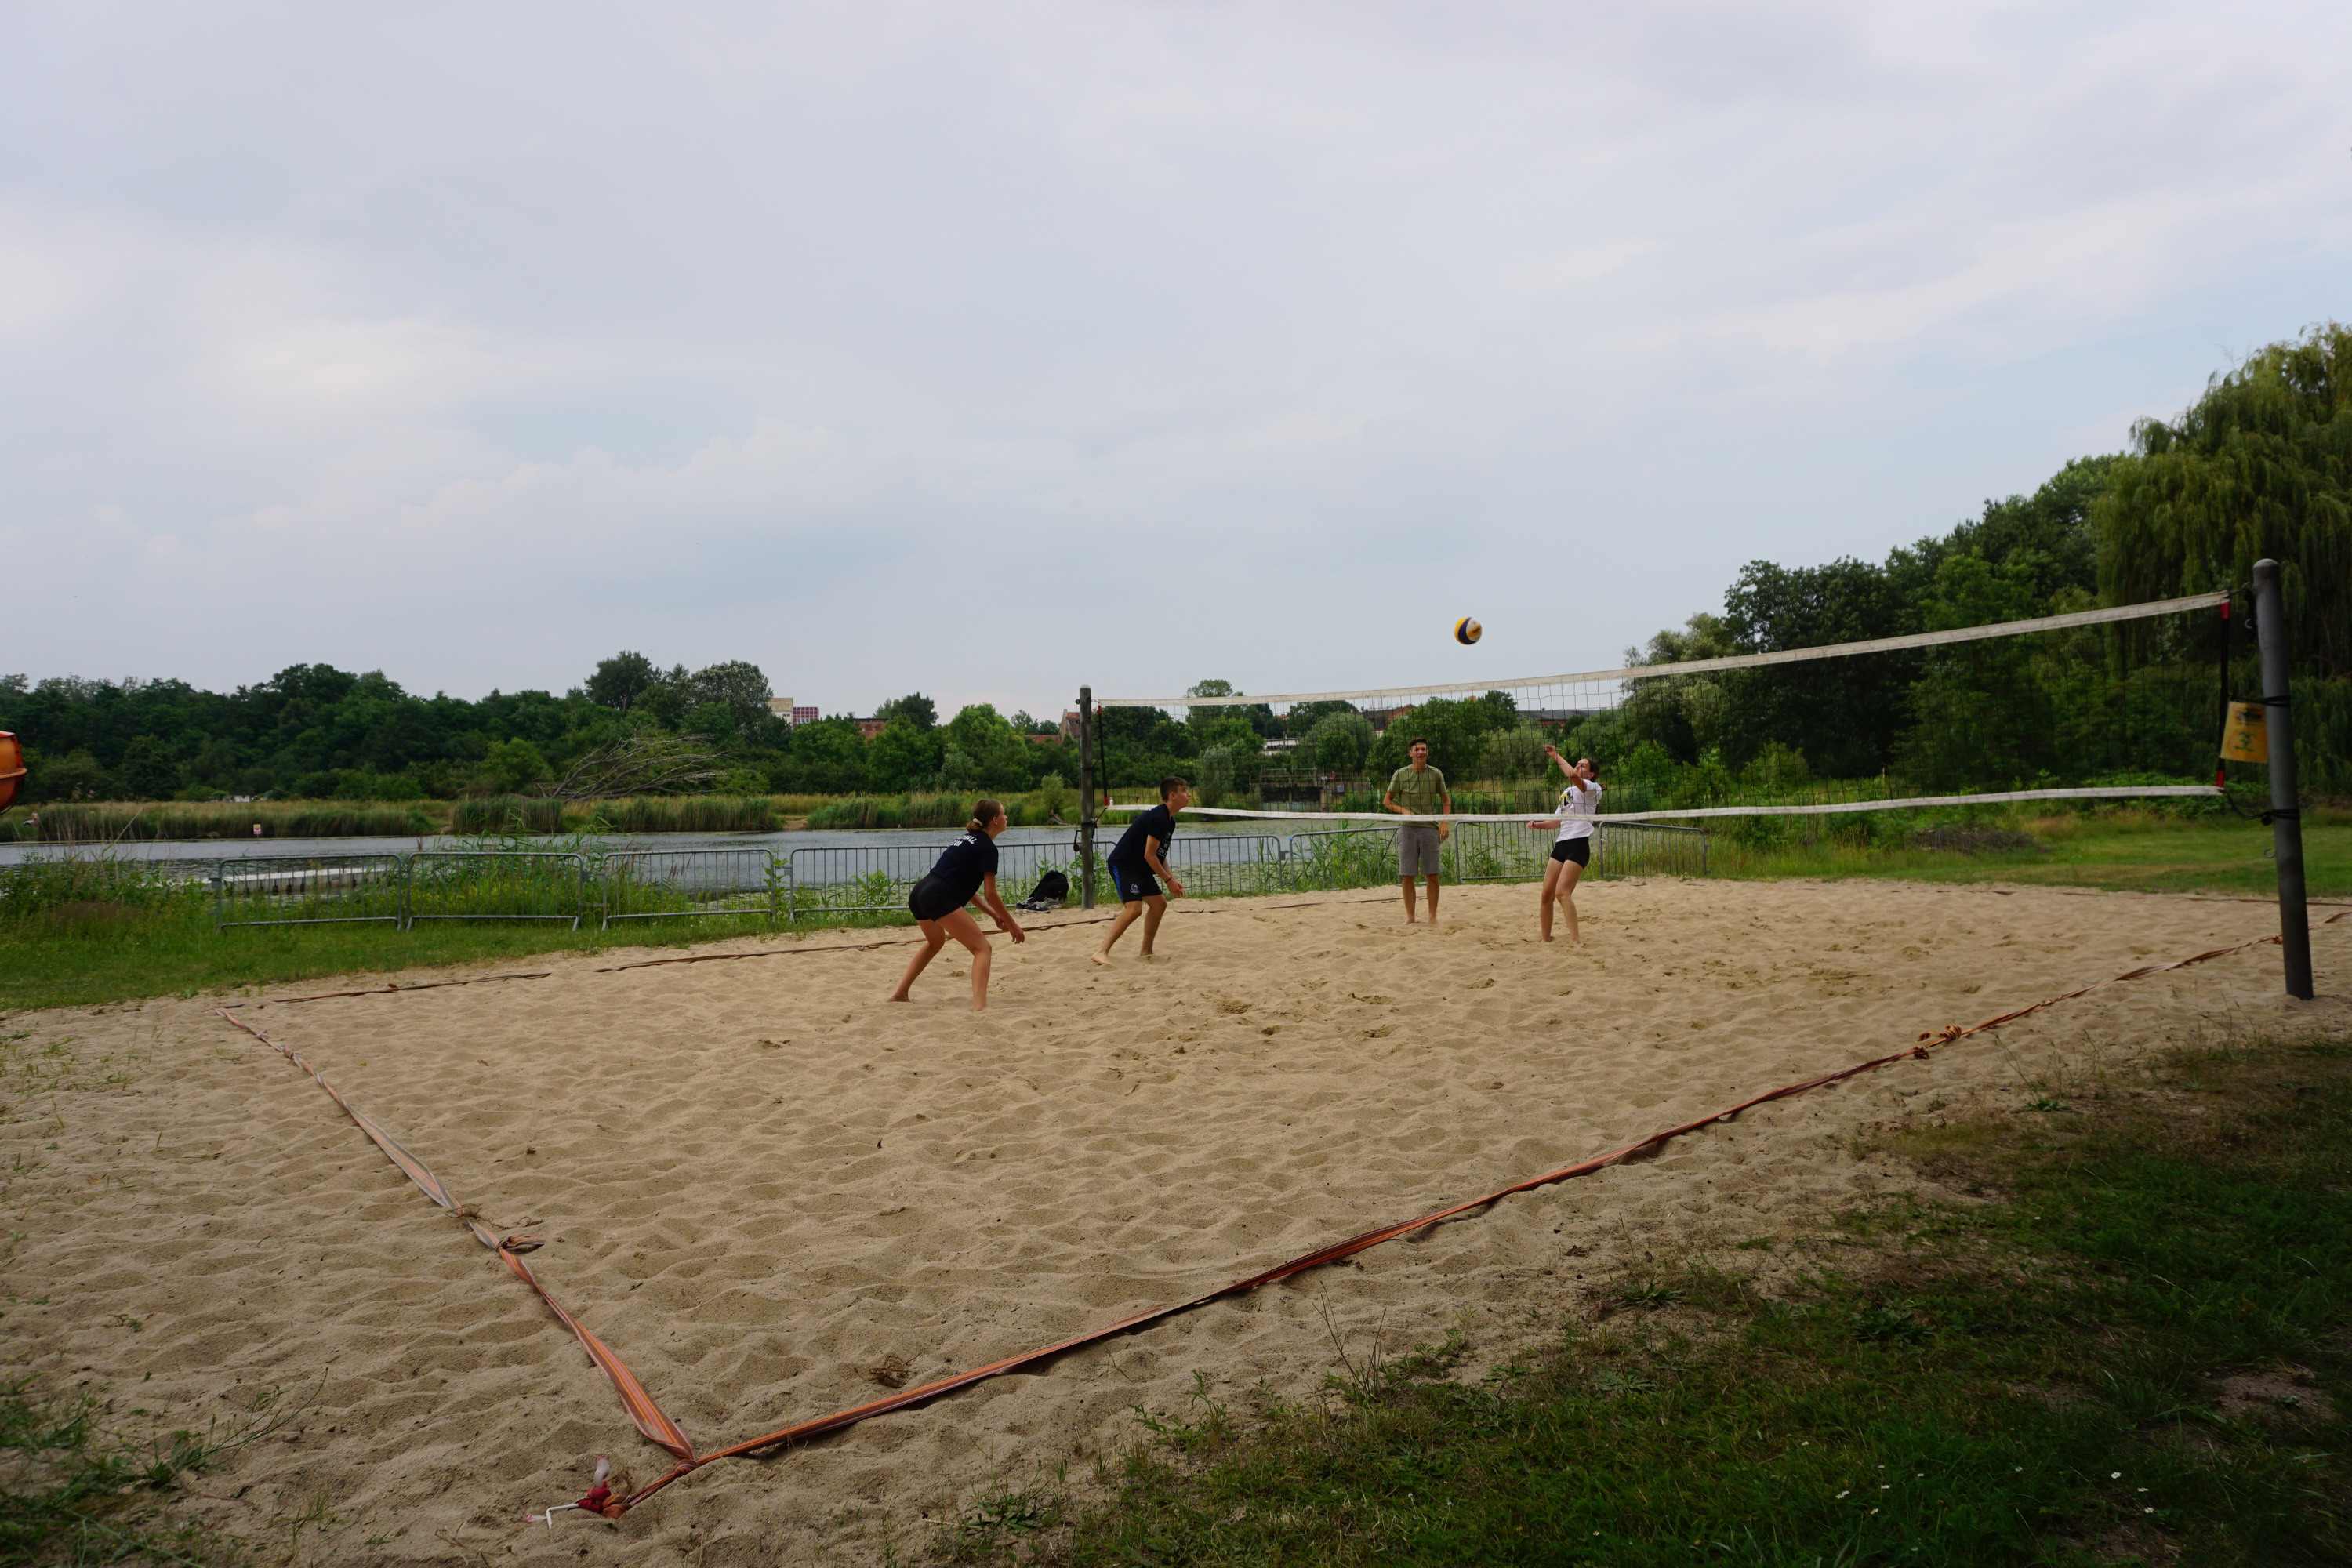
(600, 848), (782, 927)
(1592, 822), (1709, 879)
(1283, 827), (1402, 891)
(1449, 820), (1709, 884)
(786, 834), (1296, 924)
(784, 843), (942, 927)
(407, 851), (588, 929)
(212, 855), (408, 930)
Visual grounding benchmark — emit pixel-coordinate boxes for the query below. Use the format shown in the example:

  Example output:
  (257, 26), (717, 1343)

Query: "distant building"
(764, 698), (820, 724)
(855, 717), (888, 740)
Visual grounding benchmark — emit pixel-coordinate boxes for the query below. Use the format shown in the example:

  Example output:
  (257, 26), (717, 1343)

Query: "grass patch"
(0, 1377), (303, 1566)
(1716, 808), (2352, 896)
(926, 1037), (2352, 1566)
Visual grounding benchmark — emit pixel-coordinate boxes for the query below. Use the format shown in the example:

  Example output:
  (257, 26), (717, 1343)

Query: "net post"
(1076, 685), (1097, 910)
(2252, 560), (2313, 1000)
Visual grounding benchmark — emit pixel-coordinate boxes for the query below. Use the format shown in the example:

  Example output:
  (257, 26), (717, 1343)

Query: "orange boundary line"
(607, 910), (2343, 1517)
(212, 1007), (694, 1461)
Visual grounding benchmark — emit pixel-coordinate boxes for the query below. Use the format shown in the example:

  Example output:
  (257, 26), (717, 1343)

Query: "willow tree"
(2095, 323), (2352, 792)
(2095, 322), (2351, 679)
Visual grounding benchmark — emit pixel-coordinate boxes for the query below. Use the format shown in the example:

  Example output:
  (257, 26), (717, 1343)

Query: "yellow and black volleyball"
(1454, 616), (1483, 646)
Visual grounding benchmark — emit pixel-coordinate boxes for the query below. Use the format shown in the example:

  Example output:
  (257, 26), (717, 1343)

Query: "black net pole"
(1076, 685), (1096, 910)
(2252, 560), (2313, 999)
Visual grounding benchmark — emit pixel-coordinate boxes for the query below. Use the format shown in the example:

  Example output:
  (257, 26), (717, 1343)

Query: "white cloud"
(1, 0), (2345, 711)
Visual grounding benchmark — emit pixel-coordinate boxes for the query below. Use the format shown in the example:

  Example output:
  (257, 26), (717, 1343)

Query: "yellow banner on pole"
(2220, 702), (2268, 764)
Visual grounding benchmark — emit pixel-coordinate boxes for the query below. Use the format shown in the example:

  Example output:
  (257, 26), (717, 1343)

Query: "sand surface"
(3, 879), (2346, 1565)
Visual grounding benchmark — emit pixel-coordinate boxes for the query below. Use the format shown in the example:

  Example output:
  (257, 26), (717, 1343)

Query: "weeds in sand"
(0, 1377), (305, 1566)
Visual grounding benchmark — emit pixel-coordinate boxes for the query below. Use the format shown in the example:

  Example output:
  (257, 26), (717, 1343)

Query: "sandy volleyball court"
(4, 879), (2346, 1564)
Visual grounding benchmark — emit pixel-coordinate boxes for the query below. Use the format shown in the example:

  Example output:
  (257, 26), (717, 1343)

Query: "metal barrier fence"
(207, 824), (1710, 934)
(212, 855), (408, 929)
(407, 851), (590, 930)
(1448, 819), (1709, 883)
(1281, 828), (1403, 891)
(602, 848), (783, 925)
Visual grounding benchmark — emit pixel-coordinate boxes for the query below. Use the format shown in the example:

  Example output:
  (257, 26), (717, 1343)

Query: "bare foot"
(971, 1001), (987, 1012)
(1090, 950), (1111, 967)
(887, 992), (910, 1002)
(1138, 950), (1158, 961)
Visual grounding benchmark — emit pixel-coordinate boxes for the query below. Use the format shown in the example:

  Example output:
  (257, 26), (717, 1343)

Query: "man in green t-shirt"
(1382, 737), (1452, 924)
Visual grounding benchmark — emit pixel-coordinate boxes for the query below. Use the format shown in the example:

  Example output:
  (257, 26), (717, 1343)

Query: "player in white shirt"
(1527, 744), (1601, 944)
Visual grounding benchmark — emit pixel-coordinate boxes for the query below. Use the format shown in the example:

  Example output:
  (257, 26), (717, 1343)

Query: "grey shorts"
(1399, 822), (1443, 877)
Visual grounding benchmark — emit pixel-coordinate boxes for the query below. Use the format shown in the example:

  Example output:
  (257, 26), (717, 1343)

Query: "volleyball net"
(1086, 591), (2241, 829)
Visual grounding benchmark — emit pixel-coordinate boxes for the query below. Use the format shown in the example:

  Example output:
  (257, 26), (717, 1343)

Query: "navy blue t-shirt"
(925, 830), (998, 906)
(1109, 805), (1175, 869)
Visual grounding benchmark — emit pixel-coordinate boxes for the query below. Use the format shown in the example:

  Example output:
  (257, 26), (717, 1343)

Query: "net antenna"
(1087, 591), (2232, 826)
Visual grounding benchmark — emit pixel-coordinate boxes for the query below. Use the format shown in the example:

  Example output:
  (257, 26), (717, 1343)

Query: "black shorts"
(1106, 861), (1161, 902)
(1549, 837), (1591, 867)
(908, 875), (967, 923)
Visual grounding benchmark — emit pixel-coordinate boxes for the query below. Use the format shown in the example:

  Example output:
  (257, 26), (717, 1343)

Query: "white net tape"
(1099, 592), (2227, 712)
(1103, 784), (2225, 824)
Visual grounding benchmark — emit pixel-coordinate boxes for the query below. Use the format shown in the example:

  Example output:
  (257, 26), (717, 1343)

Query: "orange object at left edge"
(0, 732), (24, 811)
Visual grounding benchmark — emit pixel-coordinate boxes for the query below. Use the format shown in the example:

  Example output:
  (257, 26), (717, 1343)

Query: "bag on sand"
(1016, 869), (1069, 912)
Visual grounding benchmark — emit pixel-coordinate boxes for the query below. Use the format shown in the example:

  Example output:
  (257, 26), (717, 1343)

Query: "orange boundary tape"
(603, 909), (2345, 1517)
(213, 1007), (694, 1461)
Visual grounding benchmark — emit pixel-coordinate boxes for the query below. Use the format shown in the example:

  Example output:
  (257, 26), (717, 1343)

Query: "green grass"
(927, 1037), (2352, 1566)
(0, 890), (779, 1013)
(0, 1375), (304, 1566)
(1712, 808), (2352, 896)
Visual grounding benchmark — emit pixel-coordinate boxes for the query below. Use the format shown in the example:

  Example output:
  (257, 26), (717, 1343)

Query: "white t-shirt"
(1553, 779), (1602, 841)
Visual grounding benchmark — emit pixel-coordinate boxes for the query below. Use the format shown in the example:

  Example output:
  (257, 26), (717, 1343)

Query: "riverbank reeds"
(445, 797), (566, 835)
(579, 794), (779, 833)
(16, 800), (435, 842)
(804, 792), (1072, 830)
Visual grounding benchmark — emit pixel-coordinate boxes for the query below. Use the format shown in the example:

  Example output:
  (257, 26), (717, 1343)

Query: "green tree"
(941, 704), (1029, 789)
(2096, 322), (2351, 679)
(1194, 743), (1241, 807)
(684, 661), (775, 734)
(586, 652), (659, 712)
(481, 738), (552, 793)
(1477, 727), (1552, 782)
(784, 717), (869, 793)
(1307, 712), (1374, 773)
(118, 735), (182, 800)
(869, 719), (945, 790)
(874, 693), (938, 730)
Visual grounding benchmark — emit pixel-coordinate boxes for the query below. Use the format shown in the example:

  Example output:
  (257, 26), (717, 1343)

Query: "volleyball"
(1454, 616), (1482, 646)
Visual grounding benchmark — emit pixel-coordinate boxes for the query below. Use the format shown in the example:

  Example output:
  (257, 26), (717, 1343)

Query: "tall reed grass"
(577, 795), (779, 833)
(804, 792), (1069, 829)
(24, 800), (434, 841)
(446, 797), (566, 835)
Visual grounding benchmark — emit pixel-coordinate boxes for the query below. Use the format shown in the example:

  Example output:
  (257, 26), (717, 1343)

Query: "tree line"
(5, 323), (2345, 807)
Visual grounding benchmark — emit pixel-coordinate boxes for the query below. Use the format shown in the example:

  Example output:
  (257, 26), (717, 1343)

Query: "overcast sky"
(5, 1), (2345, 718)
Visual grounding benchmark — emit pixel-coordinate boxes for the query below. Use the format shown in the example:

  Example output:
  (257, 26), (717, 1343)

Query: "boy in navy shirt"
(1092, 776), (1189, 964)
